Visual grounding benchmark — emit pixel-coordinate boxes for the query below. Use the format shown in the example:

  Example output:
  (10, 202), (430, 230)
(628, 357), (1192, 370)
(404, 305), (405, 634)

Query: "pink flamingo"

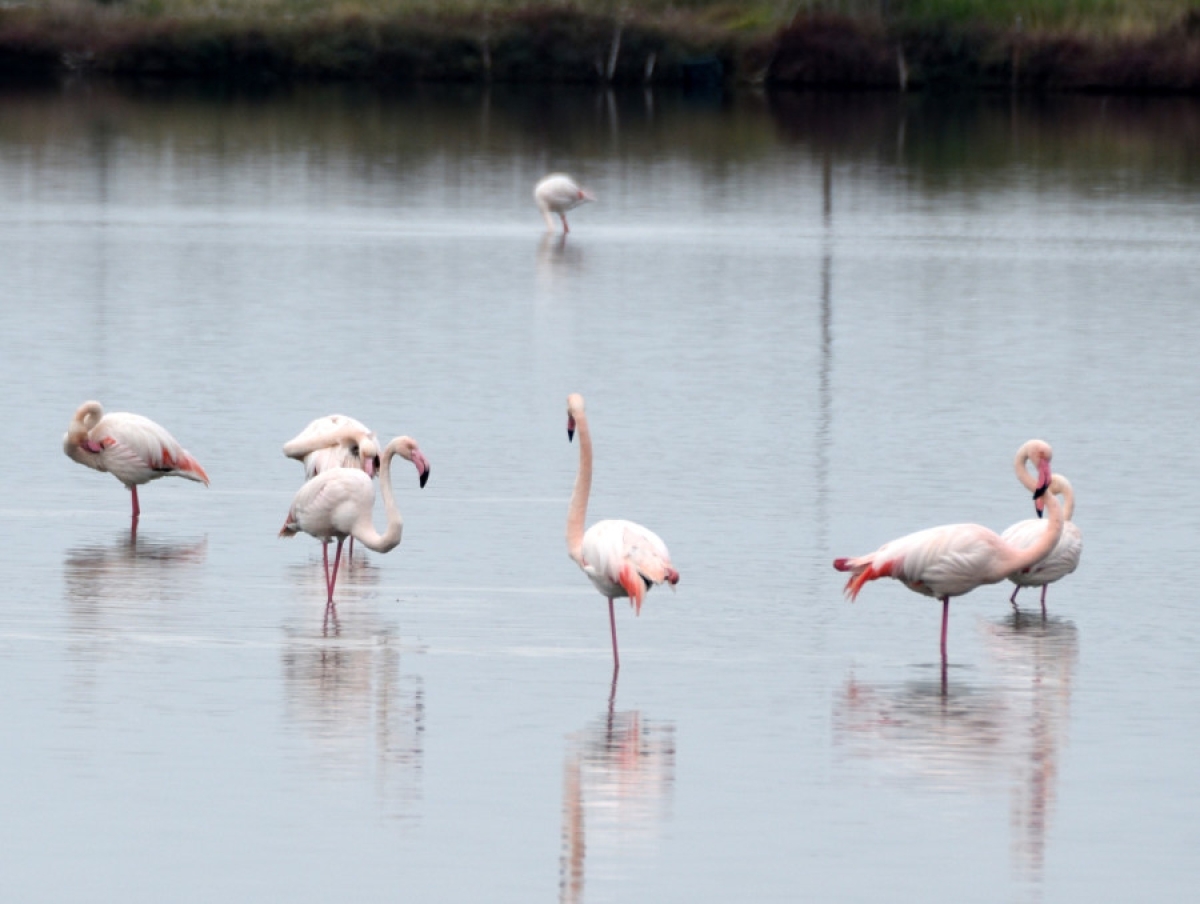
(279, 436), (430, 604)
(566, 394), (679, 672)
(833, 445), (1063, 660)
(535, 174), (595, 233)
(283, 414), (382, 480)
(1002, 441), (1082, 612)
(63, 400), (209, 526)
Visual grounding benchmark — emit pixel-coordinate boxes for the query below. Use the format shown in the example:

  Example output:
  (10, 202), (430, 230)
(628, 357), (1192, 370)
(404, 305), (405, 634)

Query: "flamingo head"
(1032, 450), (1053, 517)
(354, 437), (381, 478)
(397, 438), (430, 488)
(566, 393), (585, 441)
(578, 187), (596, 204)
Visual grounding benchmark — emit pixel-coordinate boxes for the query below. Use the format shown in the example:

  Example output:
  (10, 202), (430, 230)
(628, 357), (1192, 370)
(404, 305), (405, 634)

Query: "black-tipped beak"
(419, 466), (430, 489)
(1033, 481), (1048, 518)
(567, 426), (575, 442)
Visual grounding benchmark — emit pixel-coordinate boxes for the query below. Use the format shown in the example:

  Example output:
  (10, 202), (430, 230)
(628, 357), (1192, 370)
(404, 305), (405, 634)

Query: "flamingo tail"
(836, 558), (896, 602)
(158, 446), (210, 485)
(618, 563), (648, 615)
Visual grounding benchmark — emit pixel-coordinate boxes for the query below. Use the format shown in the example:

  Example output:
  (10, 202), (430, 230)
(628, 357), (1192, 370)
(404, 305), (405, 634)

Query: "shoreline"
(2, 7), (1200, 93)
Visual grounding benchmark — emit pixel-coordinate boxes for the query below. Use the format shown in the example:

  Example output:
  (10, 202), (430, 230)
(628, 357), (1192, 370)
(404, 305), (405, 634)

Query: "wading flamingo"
(1003, 466), (1081, 613)
(833, 446), (1063, 661)
(63, 400), (209, 526)
(566, 393), (679, 672)
(283, 414), (381, 480)
(535, 174), (595, 233)
(279, 436), (430, 604)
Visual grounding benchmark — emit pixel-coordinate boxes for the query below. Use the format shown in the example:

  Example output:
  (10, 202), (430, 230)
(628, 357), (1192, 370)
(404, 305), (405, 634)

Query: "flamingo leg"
(130, 486), (141, 520)
(1009, 585), (1020, 608)
(347, 536), (355, 562)
(326, 538), (346, 603)
(561, 213), (570, 233)
(1040, 585), (1048, 618)
(608, 597), (620, 673)
(939, 597), (950, 662)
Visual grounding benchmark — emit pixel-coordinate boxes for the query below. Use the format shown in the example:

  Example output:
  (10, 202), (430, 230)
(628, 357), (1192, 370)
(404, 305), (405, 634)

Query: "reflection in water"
(558, 679), (676, 904)
(281, 605), (424, 821)
(536, 232), (585, 288)
(834, 614), (1078, 889)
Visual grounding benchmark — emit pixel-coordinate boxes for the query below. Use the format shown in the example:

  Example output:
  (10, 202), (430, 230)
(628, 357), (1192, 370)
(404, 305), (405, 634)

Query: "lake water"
(1, 80), (1199, 903)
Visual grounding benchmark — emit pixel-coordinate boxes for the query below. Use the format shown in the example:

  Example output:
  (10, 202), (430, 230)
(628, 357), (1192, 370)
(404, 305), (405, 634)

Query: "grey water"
(1, 81), (1199, 902)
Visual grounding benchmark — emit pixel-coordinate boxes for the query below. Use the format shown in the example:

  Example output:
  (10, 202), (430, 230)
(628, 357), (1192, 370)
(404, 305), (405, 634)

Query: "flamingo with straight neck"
(833, 444), (1064, 661)
(280, 435), (430, 604)
(1002, 439), (1082, 612)
(566, 393), (679, 672)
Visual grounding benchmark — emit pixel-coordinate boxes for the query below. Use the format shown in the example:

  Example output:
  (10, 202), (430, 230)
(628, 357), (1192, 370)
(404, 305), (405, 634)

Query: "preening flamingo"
(63, 400), (209, 525)
(535, 174), (595, 233)
(283, 414), (381, 480)
(833, 446), (1063, 660)
(566, 393), (679, 672)
(1002, 445), (1081, 612)
(279, 436), (429, 604)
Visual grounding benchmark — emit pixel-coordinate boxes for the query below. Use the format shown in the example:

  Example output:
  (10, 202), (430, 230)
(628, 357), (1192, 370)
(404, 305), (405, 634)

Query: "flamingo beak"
(567, 415), (576, 442)
(364, 456), (379, 479)
(1032, 457), (1052, 518)
(412, 451), (430, 488)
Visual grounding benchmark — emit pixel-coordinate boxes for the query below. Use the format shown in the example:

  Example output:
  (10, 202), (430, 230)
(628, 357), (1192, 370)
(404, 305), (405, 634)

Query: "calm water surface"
(1, 82), (1199, 903)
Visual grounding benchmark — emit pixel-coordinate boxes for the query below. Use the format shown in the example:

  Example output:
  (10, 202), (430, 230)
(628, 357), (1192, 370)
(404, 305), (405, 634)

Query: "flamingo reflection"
(558, 677), (676, 903)
(281, 608), (424, 821)
(286, 551), (383, 637)
(834, 613), (1078, 885)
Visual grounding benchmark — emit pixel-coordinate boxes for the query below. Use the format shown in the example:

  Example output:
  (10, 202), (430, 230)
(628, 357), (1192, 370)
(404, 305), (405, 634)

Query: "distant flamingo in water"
(535, 173), (595, 233)
(1002, 439), (1082, 613)
(63, 400), (209, 527)
(279, 436), (430, 604)
(833, 444), (1063, 660)
(566, 393), (679, 672)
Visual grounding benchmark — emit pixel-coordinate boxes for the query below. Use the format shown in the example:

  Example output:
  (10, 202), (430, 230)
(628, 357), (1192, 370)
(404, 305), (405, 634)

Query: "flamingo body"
(284, 414), (380, 480)
(579, 519), (679, 615)
(63, 401), (208, 521)
(1004, 446), (1082, 609)
(535, 174), (595, 233)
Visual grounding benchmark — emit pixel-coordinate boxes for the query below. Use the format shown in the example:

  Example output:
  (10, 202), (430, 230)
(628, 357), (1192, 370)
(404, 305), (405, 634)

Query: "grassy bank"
(2, 1), (1199, 91)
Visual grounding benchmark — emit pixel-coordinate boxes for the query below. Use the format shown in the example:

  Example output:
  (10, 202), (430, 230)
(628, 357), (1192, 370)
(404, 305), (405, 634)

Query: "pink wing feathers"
(581, 519), (680, 615)
(85, 411), (209, 488)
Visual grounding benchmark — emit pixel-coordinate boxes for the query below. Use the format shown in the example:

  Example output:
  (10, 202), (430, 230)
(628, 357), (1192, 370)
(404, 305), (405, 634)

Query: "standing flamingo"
(535, 174), (595, 233)
(1003, 475), (1082, 613)
(279, 436), (430, 604)
(833, 446), (1063, 660)
(63, 400), (209, 527)
(283, 414), (381, 480)
(565, 393), (679, 672)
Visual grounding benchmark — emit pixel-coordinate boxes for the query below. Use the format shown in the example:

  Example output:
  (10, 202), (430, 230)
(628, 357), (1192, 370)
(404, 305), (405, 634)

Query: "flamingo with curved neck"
(566, 393), (679, 672)
(280, 435), (430, 603)
(1002, 442), (1082, 612)
(834, 444), (1064, 660)
(63, 400), (209, 529)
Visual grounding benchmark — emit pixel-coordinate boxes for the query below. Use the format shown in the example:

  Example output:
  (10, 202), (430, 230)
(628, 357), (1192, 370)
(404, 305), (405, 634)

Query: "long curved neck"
(1002, 487), (1064, 574)
(354, 438), (405, 553)
(1056, 477), (1075, 521)
(1013, 443), (1039, 493)
(566, 412), (592, 567)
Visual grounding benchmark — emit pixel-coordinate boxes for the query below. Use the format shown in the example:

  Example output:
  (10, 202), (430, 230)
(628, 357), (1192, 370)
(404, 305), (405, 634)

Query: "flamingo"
(565, 393), (679, 672)
(833, 446), (1064, 660)
(283, 414), (381, 480)
(535, 173), (595, 233)
(279, 436), (430, 604)
(998, 441), (1084, 607)
(63, 400), (209, 526)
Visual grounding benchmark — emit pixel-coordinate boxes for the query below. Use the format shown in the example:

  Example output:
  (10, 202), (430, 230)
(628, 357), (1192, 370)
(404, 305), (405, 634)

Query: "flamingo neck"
(1013, 441), (1040, 493)
(1004, 486), (1064, 574)
(354, 438), (405, 553)
(566, 413), (592, 566)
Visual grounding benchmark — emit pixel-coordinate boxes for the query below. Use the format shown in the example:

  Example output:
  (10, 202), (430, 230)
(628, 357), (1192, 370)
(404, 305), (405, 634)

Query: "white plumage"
(535, 173), (595, 233)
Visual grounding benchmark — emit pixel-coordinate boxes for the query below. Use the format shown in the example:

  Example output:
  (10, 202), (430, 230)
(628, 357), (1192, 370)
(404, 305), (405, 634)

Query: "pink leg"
(939, 597), (949, 662)
(561, 213), (569, 233)
(130, 486), (141, 520)
(608, 598), (620, 673)
(326, 538), (346, 603)
(1009, 585), (1020, 608)
(347, 536), (355, 562)
(1040, 585), (1048, 618)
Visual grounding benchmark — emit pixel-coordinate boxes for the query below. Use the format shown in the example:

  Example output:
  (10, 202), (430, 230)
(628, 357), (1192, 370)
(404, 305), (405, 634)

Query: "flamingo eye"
(350, 444), (360, 457)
